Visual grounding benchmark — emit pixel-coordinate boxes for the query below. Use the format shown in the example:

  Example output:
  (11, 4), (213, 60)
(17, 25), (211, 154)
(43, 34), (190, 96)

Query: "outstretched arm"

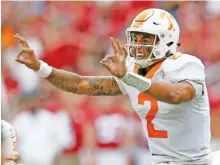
(47, 68), (121, 95)
(14, 33), (122, 96)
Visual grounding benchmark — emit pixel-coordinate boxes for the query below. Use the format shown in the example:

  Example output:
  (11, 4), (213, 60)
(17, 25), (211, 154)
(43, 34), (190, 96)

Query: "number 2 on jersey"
(138, 93), (168, 138)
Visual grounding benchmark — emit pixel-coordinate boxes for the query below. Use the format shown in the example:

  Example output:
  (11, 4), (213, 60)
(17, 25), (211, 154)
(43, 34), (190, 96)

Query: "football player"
(1, 120), (20, 165)
(15, 8), (216, 165)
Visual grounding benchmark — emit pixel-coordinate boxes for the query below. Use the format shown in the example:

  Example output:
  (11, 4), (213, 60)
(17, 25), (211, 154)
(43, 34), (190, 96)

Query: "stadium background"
(1, 1), (220, 165)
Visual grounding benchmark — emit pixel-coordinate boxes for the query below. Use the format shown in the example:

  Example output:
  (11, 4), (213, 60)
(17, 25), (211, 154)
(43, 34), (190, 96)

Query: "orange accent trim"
(133, 65), (139, 74)
(171, 54), (181, 60)
(145, 60), (164, 78)
(138, 93), (168, 138)
(160, 12), (174, 31)
(132, 10), (151, 28)
(133, 60), (164, 78)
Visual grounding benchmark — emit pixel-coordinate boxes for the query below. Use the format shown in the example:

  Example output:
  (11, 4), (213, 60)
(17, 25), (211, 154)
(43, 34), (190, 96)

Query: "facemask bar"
(125, 31), (160, 68)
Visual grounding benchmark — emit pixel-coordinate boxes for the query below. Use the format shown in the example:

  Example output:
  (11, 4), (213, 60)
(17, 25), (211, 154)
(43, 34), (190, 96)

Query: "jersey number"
(138, 93), (168, 138)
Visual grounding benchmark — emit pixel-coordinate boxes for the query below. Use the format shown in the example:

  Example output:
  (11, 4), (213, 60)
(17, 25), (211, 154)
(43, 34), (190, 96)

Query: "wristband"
(119, 72), (152, 92)
(35, 60), (52, 78)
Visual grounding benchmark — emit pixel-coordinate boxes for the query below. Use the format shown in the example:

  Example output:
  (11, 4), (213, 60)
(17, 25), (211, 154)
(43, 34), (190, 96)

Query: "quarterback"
(15, 8), (216, 165)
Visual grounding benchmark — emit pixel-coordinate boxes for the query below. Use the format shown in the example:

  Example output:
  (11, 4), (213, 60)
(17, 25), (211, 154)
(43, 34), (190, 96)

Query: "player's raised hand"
(14, 33), (40, 71)
(100, 37), (127, 78)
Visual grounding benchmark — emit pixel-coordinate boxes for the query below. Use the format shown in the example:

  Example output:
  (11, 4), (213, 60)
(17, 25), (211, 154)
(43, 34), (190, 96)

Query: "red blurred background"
(1, 1), (220, 165)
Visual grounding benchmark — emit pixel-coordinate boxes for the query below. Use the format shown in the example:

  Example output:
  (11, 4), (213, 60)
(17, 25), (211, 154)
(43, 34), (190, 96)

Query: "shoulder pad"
(162, 53), (204, 72)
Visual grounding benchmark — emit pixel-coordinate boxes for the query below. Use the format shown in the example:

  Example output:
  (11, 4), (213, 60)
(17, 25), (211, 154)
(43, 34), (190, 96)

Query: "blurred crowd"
(1, 1), (220, 165)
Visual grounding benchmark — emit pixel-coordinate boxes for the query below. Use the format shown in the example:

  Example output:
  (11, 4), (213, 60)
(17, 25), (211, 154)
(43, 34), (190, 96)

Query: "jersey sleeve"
(171, 62), (205, 97)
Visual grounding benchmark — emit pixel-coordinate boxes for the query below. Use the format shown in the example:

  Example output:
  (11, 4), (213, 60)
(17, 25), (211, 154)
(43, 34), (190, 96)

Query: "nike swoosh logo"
(153, 22), (161, 25)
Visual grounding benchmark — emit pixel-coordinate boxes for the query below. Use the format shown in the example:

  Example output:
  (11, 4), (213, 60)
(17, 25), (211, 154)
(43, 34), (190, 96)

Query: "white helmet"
(126, 8), (180, 68)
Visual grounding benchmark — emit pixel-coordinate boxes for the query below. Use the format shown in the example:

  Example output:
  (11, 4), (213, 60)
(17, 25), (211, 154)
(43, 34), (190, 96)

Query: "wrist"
(33, 61), (41, 71)
(119, 72), (152, 92)
(35, 60), (52, 78)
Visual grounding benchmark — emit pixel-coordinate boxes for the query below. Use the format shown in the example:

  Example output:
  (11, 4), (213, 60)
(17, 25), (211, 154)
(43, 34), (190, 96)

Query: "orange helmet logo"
(160, 12), (174, 31)
(132, 10), (153, 28)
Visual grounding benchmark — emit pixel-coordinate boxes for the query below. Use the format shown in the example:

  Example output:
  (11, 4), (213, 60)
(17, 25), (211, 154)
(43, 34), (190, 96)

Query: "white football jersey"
(115, 53), (212, 164)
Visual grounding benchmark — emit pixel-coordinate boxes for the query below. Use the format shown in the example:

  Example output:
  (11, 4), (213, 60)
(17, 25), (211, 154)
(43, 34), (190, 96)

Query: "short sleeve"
(172, 63), (205, 97)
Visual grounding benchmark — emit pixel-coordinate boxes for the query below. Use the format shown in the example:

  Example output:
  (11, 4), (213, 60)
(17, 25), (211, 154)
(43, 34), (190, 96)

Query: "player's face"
(130, 32), (156, 60)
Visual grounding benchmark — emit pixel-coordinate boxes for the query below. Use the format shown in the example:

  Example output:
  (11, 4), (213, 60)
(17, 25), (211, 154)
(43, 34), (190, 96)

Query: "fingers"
(110, 37), (119, 54)
(17, 48), (34, 58)
(116, 39), (123, 54)
(122, 47), (128, 57)
(100, 61), (111, 71)
(100, 54), (113, 71)
(110, 37), (126, 58)
(16, 48), (34, 65)
(15, 57), (28, 64)
(14, 33), (30, 48)
(100, 54), (113, 62)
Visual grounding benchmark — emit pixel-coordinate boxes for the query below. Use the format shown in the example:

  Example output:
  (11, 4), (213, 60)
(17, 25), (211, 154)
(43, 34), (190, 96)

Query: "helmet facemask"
(125, 8), (181, 68)
(125, 31), (163, 68)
